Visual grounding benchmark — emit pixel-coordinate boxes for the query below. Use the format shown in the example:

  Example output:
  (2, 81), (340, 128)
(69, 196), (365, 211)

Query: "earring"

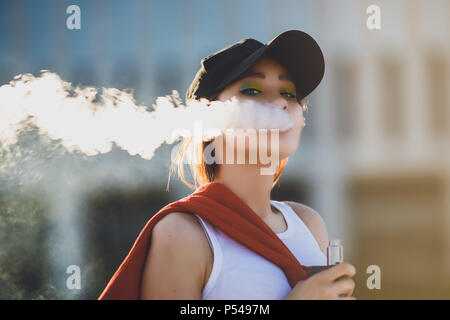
(302, 116), (306, 127)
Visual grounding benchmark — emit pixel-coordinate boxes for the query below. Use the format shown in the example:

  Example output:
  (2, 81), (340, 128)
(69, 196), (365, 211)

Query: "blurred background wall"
(0, 0), (449, 299)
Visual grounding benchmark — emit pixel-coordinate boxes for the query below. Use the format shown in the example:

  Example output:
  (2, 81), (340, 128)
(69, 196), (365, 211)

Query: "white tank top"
(194, 200), (327, 300)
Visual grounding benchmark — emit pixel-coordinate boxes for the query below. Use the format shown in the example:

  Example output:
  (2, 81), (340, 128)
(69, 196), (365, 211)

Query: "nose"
(271, 97), (288, 110)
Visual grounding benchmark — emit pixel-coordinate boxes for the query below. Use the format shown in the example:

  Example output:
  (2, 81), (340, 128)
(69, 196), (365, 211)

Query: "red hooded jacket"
(98, 182), (307, 299)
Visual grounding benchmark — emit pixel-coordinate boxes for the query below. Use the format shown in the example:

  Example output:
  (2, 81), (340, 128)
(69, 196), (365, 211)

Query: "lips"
(279, 127), (293, 135)
(280, 122), (294, 132)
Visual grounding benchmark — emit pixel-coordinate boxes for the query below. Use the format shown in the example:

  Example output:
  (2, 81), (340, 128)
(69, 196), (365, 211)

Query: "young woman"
(99, 30), (356, 300)
(99, 30), (355, 300)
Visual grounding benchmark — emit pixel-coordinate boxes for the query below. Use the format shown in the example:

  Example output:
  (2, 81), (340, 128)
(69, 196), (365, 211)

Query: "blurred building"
(301, 0), (450, 299)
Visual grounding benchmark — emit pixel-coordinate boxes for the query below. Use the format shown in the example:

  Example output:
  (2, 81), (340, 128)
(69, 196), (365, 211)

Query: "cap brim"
(213, 30), (325, 102)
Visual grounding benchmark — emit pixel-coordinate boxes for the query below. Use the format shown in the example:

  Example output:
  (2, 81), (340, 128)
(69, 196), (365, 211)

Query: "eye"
(239, 88), (261, 96)
(281, 92), (297, 99)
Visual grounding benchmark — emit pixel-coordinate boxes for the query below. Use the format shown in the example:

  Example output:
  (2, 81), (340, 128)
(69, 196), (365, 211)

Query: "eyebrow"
(239, 70), (294, 82)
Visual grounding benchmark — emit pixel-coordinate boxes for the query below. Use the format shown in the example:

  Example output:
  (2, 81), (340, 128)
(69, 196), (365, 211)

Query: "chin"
(278, 134), (300, 156)
(278, 147), (296, 161)
(232, 131), (300, 164)
(261, 142), (296, 162)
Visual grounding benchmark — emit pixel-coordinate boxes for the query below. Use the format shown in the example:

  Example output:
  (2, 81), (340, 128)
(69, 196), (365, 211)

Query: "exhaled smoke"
(0, 71), (293, 160)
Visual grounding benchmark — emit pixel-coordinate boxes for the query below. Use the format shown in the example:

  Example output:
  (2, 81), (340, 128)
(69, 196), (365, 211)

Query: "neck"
(214, 164), (274, 219)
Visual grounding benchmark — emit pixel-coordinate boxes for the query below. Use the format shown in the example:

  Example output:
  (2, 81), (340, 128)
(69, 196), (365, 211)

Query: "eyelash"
(239, 88), (297, 99)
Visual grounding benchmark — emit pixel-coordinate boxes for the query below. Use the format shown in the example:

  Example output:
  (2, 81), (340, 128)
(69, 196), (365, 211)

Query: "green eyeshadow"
(239, 82), (263, 91)
(239, 82), (296, 96)
(280, 86), (296, 94)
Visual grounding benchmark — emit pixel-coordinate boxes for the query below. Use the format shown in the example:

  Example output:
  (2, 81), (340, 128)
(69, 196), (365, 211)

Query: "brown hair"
(168, 96), (308, 191)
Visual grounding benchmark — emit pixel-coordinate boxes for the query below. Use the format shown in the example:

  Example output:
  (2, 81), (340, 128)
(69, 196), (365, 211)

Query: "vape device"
(327, 239), (343, 265)
(305, 239), (344, 279)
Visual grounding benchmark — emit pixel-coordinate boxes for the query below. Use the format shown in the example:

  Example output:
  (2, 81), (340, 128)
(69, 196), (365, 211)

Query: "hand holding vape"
(305, 239), (345, 279)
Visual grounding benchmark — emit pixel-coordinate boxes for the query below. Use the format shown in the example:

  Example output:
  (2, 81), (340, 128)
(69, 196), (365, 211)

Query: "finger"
(339, 296), (357, 300)
(329, 278), (355, 297)
(318, 262), (356, 282)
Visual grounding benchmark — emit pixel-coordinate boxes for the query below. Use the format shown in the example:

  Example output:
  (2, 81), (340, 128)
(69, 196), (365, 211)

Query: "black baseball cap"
(186, 30), (325, 105)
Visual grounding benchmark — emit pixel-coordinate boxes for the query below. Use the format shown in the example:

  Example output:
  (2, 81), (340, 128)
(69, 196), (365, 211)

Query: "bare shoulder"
(150, 212), (213, 269)
(141, 212), (213, 299)
(152, 211), (209, 242)
(283, 201), (329, 255)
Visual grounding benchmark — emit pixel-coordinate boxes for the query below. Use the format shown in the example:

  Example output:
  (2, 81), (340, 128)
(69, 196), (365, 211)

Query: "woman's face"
(216, 57), (305, 163)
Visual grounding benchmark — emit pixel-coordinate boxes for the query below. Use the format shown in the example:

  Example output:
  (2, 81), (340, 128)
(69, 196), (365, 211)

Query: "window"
(333, 58), (358, 140)
(378, 57), (405, 139)
(426, 54), (448, 137)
